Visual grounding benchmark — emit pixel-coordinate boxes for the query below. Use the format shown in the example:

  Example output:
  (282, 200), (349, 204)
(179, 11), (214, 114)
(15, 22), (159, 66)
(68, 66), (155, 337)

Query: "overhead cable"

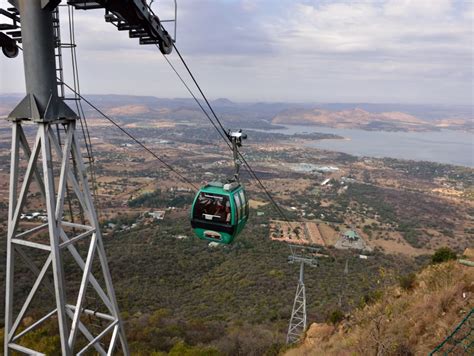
(61, 81), (199, 191)
(164, 43), (293, 226)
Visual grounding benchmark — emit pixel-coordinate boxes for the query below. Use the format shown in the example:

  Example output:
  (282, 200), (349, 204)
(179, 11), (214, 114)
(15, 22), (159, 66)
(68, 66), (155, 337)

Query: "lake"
(270, 125), (473, 168)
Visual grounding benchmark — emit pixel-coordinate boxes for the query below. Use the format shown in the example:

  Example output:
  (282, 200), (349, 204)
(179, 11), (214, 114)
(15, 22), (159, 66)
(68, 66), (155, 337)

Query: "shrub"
(327, 309), (345, 325)
(431, 247), (457, 264)
(360, 289), (384, 308)
(168, 341), (220, 356)
(398, 273), (416, 291)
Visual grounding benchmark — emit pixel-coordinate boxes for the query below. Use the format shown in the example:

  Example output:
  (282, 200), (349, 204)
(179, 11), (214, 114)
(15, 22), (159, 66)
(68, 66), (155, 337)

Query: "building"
(335, 229), (372, 252)
(149, 211), (165, 220)
(321, 178), (331, 186)
(343, 230), (359, 241)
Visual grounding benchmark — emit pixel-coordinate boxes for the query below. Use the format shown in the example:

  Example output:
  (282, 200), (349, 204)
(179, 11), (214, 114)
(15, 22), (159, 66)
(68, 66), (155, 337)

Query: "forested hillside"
(0, 212), (422, 354)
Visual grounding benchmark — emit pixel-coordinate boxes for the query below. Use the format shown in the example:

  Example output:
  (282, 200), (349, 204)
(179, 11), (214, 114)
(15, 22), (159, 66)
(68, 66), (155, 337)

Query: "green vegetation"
(398, 272), (416, 291)
(128, 189), (163, 207)
(128, 189), (194, 208)
(288, 261), (473, 355)
(383, 158), (473, 185)
(344, 183), (458, 248)
(431, 247), (457, 264)
(1, 117), (468, 353)
(0, 213), (421, 354)
(327, 309), (345, 325)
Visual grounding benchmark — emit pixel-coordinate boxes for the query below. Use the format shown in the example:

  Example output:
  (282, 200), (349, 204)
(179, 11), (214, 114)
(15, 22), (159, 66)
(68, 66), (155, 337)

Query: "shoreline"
(272, 124), (474, 169)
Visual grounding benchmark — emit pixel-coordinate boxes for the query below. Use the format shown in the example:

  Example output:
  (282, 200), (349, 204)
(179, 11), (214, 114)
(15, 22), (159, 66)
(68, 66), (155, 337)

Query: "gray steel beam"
(71, 132), (130, 354)
(4, 122), (19, 355)
(40, 123), (71, 355)
(8, 0), (76, 122)
(9, 255), (52, 340)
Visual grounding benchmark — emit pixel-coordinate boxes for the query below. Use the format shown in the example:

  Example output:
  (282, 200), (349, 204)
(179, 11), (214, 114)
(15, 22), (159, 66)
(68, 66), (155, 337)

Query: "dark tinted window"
(193, 193), (231, 224)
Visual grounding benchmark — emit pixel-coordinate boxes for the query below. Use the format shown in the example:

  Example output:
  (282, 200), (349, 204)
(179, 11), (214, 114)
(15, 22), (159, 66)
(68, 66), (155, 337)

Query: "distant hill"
(273, 107), (473, 132)
(0, 94), (471, 132)
(273, 107), (431, 131)
(313, 102), (473, 121)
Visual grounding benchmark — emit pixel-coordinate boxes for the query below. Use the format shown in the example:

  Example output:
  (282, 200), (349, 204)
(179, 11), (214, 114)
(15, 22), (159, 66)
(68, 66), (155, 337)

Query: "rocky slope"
(286, 258), (474, 355)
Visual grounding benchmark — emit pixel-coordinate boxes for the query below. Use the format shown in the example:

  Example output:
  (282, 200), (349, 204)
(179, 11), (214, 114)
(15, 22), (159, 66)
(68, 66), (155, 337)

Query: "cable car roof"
(200, 181), (241, 194)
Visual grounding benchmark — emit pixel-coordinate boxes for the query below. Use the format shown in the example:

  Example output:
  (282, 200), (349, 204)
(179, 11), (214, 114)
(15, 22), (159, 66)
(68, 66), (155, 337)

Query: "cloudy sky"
(0, 0), (472, 104)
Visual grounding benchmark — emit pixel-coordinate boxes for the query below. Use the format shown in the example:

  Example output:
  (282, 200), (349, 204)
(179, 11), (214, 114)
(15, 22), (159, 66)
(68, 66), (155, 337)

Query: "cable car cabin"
(191, 181), (249, 244)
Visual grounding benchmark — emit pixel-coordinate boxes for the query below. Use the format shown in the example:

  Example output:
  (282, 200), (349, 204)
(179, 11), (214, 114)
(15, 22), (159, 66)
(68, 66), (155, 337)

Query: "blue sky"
(0, 0), (472, 104)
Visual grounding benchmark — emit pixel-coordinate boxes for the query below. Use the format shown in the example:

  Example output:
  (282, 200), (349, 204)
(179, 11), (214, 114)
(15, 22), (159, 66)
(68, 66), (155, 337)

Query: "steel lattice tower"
(3, 1), (128, 354)
(287, 261), (307, 344)
(286, 245), (319, 344)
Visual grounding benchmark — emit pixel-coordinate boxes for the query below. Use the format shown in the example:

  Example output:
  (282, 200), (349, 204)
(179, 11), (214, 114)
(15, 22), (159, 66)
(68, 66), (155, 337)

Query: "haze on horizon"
(0, 0), (472, 106)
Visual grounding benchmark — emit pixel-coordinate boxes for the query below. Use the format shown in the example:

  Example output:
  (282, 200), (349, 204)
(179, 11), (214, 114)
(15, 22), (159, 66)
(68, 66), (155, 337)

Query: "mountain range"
(0, 94), (472, 132)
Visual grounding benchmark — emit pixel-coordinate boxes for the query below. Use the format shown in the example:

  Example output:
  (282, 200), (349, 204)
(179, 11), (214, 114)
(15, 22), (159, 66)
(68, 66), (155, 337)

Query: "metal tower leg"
(287, 261), (307, 344)
(4, 120), (128, 355)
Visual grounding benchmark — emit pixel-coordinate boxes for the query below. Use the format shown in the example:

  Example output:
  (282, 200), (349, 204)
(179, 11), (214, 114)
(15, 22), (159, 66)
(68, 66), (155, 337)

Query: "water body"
(270, 125), (473, 168)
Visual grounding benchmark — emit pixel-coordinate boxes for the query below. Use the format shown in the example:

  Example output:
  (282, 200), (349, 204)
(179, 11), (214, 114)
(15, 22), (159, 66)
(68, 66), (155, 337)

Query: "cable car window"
(238, 191), (244, 220)
(239, 190), (247, 217)
(193, 193), (231, 224)
(245, 198), (249, 218)
(234, 193), (241, 222)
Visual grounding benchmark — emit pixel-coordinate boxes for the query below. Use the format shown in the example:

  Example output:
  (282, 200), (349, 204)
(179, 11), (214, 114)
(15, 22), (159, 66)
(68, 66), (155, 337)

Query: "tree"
(327, 309), (345, 325)
(398, 273), (416, 291)
(431, 247), (457, 264)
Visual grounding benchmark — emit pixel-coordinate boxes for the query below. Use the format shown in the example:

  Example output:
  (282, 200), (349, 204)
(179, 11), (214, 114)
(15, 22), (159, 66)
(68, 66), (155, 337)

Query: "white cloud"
(241, 0), (259, 12)
(0, 0), (472, 104)
(383, 0), (453, 18)
(260, 1), (472, 92)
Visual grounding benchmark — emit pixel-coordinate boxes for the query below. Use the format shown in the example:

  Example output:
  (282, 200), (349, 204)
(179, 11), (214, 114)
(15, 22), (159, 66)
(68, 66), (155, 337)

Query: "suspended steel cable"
(66, 5), (95, 174)
(65, 4), (100, 221)
(17, 34), (292, 231)
(238, 153), (293, 226)
(61, 81), (199, 191)
(172, 44), (230, 140)
(162, 47), (292, 226)
(161, 51), (232, 151)
(162, 43), (293, 227)
(15, 43), (198, 195)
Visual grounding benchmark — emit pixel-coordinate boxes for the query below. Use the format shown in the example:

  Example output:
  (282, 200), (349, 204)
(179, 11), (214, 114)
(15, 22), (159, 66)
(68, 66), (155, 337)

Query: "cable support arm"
(67, 0), (174, 54)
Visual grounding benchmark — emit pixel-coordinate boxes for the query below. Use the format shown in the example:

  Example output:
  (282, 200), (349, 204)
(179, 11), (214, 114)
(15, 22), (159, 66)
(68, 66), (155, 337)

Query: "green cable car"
(190, 130), (249, 244)
(190, 181), (249, 244)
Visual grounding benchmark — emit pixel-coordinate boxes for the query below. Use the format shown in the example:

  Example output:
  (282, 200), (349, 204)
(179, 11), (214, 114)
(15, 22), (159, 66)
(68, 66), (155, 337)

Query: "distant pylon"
(339, 258), (349, 307)
(286, 245), (319, 344)
(287, 261), (307, 344)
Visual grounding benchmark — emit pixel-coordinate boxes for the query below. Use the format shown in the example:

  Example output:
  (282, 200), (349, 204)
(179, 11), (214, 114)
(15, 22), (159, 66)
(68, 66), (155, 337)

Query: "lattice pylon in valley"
(287, 262), (307, 344)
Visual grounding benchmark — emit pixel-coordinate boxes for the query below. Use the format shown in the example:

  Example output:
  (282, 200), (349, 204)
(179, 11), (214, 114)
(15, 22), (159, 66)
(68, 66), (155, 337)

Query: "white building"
(149, 211), (165, 220)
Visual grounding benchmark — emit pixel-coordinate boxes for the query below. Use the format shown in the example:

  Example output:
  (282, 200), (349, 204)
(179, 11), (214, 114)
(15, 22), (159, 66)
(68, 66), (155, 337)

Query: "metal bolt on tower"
(286, 245), (319, 345)
(3, 0), (128, 354)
